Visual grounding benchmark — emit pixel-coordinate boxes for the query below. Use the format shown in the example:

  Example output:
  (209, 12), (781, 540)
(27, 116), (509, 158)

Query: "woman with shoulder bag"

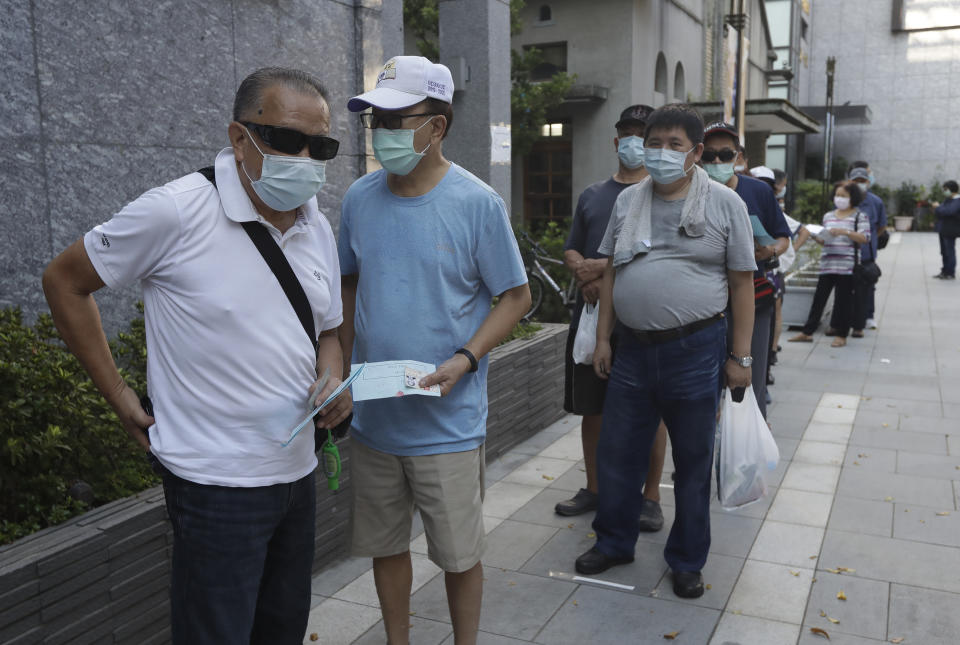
(789, 181), (871, 347)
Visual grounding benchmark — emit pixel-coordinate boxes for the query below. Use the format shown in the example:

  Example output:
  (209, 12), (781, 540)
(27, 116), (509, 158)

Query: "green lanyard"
(320, 427), (342, 490)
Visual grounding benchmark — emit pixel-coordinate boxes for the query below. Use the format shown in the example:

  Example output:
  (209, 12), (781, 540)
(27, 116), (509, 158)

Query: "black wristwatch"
(729, 352), (753, 368)
(455, 348), (479, 372)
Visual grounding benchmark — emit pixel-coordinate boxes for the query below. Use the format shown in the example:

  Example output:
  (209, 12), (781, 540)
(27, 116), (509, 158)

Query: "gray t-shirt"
(598, 184), (756, 330)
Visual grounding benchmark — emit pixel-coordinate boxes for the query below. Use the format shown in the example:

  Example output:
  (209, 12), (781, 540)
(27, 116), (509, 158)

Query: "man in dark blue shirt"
(556, 105), (666, 533)
(932, 179), (960, 279)
(845, 163), (887, 331)
(701, 122), (790, 417)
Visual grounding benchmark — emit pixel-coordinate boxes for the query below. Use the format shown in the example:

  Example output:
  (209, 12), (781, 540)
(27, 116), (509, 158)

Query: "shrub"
(516, 220), (574, 324)
(791, 179), (833, 224)
(0, 305), (156, 545)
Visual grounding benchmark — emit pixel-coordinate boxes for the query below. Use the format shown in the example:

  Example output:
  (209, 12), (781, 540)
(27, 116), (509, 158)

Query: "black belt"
(627, 312), (725, 346)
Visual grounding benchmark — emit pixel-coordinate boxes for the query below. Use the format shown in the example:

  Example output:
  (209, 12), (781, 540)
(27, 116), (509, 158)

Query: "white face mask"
(242, 128), (326, 212)
(834, 195), (851, 211)
(734, 164), (746, 173)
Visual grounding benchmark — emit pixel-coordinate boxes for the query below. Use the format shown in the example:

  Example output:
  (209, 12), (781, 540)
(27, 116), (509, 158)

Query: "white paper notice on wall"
(490, 124), (511, 164)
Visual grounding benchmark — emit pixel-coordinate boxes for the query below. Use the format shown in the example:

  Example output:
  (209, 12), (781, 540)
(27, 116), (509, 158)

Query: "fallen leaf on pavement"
(409, 611), (417, 616)
(572, 600), (578, 606)
(705, 584), (712, 589)
(936, 511), (950, 516)
(567, 523), (574, 529)
(509, 581), (516, 586)
(884, 496), (894, 502)
(542, 474), (554, 480)
(825, 568), (841, 574)
(810, 555), (818, 559)
(309, 634), (319, 642)
(663, 631), (679, 640)
(882, 423), (889, 427)
(890, 638), (904, 644)
(853, 461), (861, 466)
(587, 532), (596, 538)
(810, 627), (830, 640)
(858, 453), (868, 458)
(790, 570), (800, 576)
(836, 567), (855, 573)
(837, 590), (847, 600)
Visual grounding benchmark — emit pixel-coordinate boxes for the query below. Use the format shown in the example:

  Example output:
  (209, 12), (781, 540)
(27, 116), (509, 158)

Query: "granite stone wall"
(0, 323), (567, 644)
(0, 0), (398, 334)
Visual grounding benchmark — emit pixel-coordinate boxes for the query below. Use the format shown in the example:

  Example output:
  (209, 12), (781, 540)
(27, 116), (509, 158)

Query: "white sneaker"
(866, 318), (877, 329)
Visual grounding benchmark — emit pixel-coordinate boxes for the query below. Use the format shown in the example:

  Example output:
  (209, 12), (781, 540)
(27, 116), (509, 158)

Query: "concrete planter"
(0, 324), (568, 644)
(893, 215), (914, 232)
(783, 263), (832, 329)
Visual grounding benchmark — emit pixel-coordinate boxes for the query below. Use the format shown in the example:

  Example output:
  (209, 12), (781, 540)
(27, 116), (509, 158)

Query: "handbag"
(753, 276), (776, 309)
(198, 167), (352, 443)
(851, 212), (882, 285)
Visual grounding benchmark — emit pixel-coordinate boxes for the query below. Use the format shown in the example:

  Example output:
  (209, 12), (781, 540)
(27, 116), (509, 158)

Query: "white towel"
(612, 164), (712, 268)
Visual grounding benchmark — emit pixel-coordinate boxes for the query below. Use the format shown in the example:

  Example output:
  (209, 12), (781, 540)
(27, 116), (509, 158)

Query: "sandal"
(789, 333), (813, 343)
(851, 330), (864, 338)
(831, 337), (847, 347)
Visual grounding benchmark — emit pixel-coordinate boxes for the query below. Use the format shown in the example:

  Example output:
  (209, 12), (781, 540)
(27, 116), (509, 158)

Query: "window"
(538, 4), (552, 22)
(894, 0), (960, 31)
(765, 134), (787, 174)
(654, 53), (668, 95)
(524, 123), (572, 226)
(524, 42), (567, 82)
(674, 62), (686, 101)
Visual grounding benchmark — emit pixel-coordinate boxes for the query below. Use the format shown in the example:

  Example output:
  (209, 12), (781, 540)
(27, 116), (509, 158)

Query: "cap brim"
(347, 87), (426, 112)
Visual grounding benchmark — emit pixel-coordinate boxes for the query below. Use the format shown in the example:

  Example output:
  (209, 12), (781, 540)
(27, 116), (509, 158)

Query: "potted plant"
(893, 181), (921, 231)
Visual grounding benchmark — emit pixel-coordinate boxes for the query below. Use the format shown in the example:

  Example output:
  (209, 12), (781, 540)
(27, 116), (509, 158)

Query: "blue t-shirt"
(858, 191), (887, 260)
(338, 163), (527, 456)
(734, 175), (791, 277)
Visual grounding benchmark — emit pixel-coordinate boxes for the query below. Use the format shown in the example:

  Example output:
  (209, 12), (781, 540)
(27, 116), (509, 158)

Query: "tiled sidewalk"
(303, 232), (960, 645)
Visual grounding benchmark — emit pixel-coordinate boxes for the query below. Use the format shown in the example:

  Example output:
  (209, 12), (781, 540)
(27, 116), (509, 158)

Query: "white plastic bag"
(572, 303), (598, 365)
(717, 386), (780, 509)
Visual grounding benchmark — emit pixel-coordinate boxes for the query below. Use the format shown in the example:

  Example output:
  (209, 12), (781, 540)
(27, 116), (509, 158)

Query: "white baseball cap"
(749, 165), (775, 181)
(348, 56), (454, 112)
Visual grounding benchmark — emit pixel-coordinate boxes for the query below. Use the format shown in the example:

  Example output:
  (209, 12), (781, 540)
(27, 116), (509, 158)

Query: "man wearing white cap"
(338, 56), (531, 645)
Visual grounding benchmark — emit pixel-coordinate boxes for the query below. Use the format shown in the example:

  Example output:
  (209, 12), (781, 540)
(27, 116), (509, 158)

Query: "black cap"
(615, 104), (654, 129)
(703, 121), (740, 141)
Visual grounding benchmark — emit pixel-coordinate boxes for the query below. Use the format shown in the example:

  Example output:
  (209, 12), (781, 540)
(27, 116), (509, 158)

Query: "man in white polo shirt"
(42, 67), (349, 644)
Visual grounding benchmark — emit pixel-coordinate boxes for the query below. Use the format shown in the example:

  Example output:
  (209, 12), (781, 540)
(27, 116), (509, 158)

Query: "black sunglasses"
(701, 148), (738, 163)
(241, 122), (339, 160)
(360, 112), (438, 130)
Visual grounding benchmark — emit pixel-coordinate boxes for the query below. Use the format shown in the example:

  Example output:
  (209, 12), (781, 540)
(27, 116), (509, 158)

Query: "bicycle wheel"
(524, 272), (544, 320)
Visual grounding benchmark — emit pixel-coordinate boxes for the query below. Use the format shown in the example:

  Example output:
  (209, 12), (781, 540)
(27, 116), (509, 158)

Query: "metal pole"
(822, 56), (836, 204)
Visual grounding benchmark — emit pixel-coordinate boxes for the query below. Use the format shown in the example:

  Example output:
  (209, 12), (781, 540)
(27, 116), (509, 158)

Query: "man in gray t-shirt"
(574, 104), (756, 601)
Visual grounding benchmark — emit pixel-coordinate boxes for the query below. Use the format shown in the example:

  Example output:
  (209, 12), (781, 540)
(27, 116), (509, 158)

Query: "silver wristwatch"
(729, 353), (753, 368)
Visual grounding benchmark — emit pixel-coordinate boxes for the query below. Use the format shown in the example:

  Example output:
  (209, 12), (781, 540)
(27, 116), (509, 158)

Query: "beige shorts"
(349, 440), (486, 573)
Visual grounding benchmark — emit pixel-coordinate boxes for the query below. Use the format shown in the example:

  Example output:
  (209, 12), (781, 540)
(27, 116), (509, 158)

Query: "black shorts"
(563, 323), (617, 416)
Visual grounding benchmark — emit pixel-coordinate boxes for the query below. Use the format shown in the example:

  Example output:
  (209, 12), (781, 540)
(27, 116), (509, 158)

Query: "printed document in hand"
(282, 363), (367, 447)
(350, 360), (442, 402)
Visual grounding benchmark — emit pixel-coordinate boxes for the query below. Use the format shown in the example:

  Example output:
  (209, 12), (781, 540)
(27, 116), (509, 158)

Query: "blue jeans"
(161, 467), (316, 644)
(592, 319), (726, 572)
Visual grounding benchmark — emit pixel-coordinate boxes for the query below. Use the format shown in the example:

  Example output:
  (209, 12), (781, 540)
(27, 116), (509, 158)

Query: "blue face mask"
(643, 146), (694, 184)
(868, 172), (875, 185)
(372, 116), (435, 176)
(705, 162), (735, 184)
(242, 128), (326, 212)
(617, 136), (645, 169)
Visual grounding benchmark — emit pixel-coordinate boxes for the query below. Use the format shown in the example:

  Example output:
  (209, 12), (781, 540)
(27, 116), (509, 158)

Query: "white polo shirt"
(84, 148), (342, 486)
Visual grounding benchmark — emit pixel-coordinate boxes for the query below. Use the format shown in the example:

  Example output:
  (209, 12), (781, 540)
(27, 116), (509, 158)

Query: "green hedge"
(0, 306), (156, 545)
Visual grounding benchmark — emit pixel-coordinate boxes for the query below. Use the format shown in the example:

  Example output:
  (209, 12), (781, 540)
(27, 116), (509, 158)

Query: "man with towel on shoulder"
(573, 104), (756, 599)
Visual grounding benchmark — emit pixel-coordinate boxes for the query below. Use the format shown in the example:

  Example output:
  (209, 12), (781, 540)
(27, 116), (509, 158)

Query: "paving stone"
(767, 489), (834, 528)
(774, 436), (800, 461)
(793, 441), (847, 466)
(353, 615), (451, 645)
(803, 422), (853, 444)
(887, 584), (960, 645)
(303, 597), (383, 645)
(781, 463), (842, 494)
(509, 488), (596, 531)
(707, 512), (763, 559)
(709, 612), (800, 645)
(537, 432), (585, 461)
(749, 521), (825, 569)
(546, 460), (588, 493)
(535, 584), (720, 645)
(862, 380), (942, 402)
(441, 631), (530, 644)
(848, 427), (947, 454)
(811, 406), (858, 425)
(828, 496), (893, 537)
(893, 502), (960, 547)
(796, 628), (888, 644)
(483, 520), (558, 570)
(652, 552), (743, 610)
(802, 571), (889, 640)
(820, 530), (960, 594)
(484, 450), (535, 485)
(818, 393), (862, 409)
(483, 481), (544, 519)
(502, 455), (577, 488)
(852, 409), (901, 431)
(895, 450), (960, 479)
(837, 469), (955, 507)
(857, 396), (944, 418)
(710, 485), (778, 519)
(413, 566), (575, 641)
(727, 560), (814, 623)
(767, 402), (816, 426)
(311, 556), (372, 598)
(843, 445), (897, 472)
(333, 553), (442, 608)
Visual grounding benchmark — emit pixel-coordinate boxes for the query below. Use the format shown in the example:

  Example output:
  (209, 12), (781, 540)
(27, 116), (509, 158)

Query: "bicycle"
(518, 230), (577, 320)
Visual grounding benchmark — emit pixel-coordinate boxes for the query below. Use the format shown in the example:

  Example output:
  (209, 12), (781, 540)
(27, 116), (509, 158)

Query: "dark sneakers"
(673, 570), (705, 598)
(555, 488), (598, 516)
(574, 547), (634, 575)
(637, 498), (664, 532)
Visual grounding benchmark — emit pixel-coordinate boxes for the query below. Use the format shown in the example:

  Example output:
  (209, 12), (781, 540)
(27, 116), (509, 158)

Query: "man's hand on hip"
(113, 382), (154, 451)
(724, 359), (752, 390)
(418, 352), (472, 397)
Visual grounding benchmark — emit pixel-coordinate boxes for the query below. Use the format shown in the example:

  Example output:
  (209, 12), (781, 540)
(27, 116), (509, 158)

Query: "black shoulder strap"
(198, 166), (318, 353)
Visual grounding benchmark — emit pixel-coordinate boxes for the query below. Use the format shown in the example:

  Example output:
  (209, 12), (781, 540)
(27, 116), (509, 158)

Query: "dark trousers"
(805, 274), (856, 338)
(593, 319), (726, 572)
(940, 234), (957, 276)
(829, 276), (868, 331)
(162, 468), (317, 644)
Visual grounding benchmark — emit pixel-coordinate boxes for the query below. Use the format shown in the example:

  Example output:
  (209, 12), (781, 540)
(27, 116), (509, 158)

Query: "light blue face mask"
(705, 162), (736, 184)
(617, 136), (645, 169)
(372, 116), (435, 176)
(643, 146), (694, 184)
(242, 128), (326, 212)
